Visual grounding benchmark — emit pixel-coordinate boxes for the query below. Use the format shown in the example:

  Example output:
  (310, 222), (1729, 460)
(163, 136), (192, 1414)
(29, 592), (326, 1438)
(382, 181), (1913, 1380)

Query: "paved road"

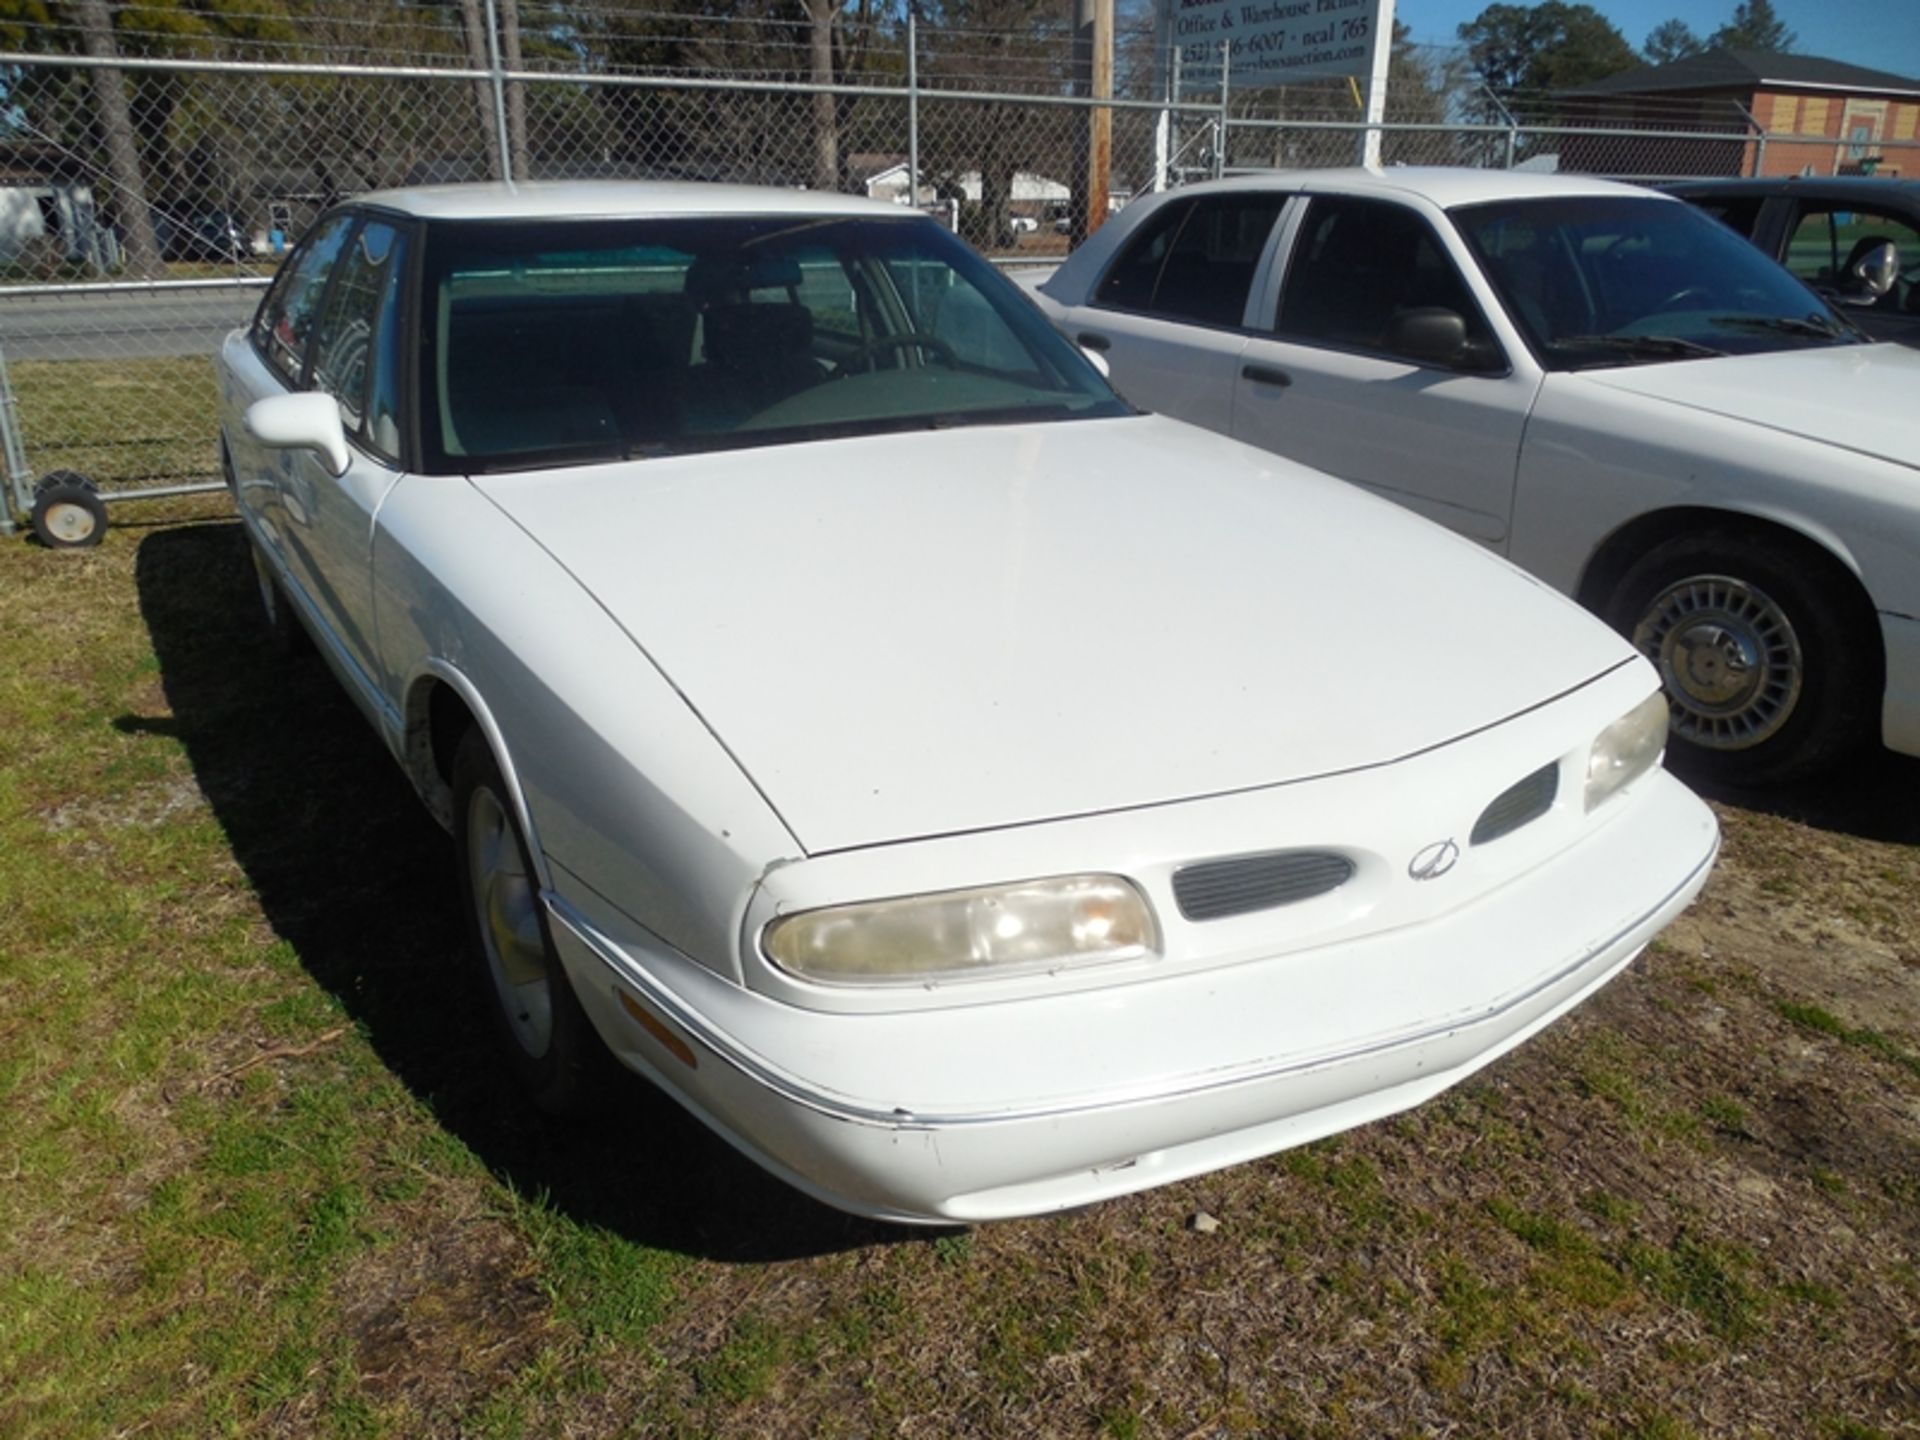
(0, 287), (265, 362)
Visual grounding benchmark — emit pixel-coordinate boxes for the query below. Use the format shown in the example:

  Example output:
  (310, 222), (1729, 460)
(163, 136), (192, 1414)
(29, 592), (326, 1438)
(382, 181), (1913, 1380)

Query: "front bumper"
(1880, 610), (1920, 758)
(546, 769), (1717, 1224)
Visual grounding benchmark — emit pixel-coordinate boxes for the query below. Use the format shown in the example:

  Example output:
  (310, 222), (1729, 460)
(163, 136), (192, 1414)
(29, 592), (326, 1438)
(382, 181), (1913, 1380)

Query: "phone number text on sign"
(1171, 0), (1375, 84)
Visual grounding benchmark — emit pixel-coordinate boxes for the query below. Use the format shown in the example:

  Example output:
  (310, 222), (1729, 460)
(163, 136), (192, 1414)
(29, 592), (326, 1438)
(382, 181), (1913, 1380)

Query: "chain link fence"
(1, 2), (1914, 537)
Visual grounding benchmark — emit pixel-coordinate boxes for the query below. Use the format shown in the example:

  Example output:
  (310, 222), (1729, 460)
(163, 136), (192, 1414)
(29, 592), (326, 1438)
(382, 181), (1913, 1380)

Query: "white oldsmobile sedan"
(218, 182), (1717, 1224)
(1029, 169), (1920, 786)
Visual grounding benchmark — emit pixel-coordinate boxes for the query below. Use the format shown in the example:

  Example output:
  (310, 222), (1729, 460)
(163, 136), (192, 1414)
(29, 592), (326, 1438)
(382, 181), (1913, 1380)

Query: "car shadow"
(125, 522), (919, 1263)
(1680, 743), (1920, 846)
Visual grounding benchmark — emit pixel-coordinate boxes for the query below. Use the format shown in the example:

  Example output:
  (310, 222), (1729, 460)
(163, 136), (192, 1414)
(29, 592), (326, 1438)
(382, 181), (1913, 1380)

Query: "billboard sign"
(1165, 0), (1384, 87)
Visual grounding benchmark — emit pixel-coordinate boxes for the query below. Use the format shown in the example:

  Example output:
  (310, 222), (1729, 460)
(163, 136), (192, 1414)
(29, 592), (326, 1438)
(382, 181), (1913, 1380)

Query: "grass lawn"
(10, 357), (222, 489)
(1, 503), (1917, 1437)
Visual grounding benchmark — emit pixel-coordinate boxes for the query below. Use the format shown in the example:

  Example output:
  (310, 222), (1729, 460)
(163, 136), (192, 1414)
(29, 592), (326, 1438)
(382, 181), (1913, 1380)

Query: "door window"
(1783, 204), (1920, 316)
(307, 219), (412, 462)
(1276, 196), (1496, 366)
(1094, 194), (1284, 328)
(1688, 196), (1765, 237)
(1094, 198), (1191, 314)
(253, 213), (354, 385)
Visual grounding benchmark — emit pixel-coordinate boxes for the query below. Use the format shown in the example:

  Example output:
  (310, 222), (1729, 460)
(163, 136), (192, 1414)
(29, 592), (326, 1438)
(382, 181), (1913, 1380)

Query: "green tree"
(1458, 1), (1639, 108)
(1644, 18), (1706, 65)
(1710, 0), (1797, 52)
(916, 0), (1068, 244)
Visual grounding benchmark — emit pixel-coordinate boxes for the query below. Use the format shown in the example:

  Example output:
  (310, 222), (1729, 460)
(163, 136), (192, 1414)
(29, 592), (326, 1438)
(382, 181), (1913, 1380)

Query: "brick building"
(1561, 48), (1920, 180)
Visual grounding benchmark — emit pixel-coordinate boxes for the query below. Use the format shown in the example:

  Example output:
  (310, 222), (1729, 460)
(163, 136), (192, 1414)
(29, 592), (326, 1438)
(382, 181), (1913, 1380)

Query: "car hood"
(1574, 342), (1920, 471)
(473, 416), (1633, 853)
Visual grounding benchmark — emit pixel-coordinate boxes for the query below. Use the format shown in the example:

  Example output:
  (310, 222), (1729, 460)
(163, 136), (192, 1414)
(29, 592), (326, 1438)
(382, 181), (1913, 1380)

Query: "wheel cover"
(1632, 573), (1803, 751)
(43, 500), (97, 545)
(465, 786), (554, 1058)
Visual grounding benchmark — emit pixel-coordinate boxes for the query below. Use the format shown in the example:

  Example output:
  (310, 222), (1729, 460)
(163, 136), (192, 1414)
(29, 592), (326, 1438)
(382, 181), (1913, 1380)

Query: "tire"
(1605, 531), (1878, 786)
(248, 539), (311, 656)
(29, 472), (106, 549)
(452, 728), (603, 1116)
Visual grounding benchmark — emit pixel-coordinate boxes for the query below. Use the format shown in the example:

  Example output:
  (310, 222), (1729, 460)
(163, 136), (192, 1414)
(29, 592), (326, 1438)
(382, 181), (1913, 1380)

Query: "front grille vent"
(1173, 850), (1354, 922)
(1471, 762), (1559, 846)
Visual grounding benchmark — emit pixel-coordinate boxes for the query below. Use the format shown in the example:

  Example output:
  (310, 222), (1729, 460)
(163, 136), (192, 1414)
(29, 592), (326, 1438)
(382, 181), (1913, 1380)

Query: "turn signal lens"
(763, 874), (1158, 986)
(1586, 691), (1669, 812)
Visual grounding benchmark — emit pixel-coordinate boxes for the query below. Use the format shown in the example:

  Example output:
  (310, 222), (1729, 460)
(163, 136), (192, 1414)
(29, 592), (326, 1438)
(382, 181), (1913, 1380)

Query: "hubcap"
(465, 787), (553, 1058)
(1632, 574), (1802, 751)
(45, 501), (96, 545)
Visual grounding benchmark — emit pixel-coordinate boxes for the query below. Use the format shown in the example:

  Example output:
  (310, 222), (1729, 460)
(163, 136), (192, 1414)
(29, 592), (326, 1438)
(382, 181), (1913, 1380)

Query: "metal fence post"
(1735, 102), (1767, 178)
(908, 9), (919, 208)
(481, 0), (515, 183)
(0, 344), (31, 537)
(1215, 44), (1230, 179)
(1153, 46), (1174, 192)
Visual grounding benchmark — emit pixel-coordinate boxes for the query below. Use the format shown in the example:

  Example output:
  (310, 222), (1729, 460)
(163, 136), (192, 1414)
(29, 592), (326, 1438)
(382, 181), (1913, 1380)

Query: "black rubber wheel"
(248, 539), (311, 656)
(452, 728), (604, 1116)
(1605, 531), (1878, 786)
(29, 472), (106, 549)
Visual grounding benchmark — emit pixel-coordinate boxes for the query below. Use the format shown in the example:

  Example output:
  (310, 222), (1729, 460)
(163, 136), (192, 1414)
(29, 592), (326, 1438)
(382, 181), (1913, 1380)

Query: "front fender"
(371, 476), (801, 980)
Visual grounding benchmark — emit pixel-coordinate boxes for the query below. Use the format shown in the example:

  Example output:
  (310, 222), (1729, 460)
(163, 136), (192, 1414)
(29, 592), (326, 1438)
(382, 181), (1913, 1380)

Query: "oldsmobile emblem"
(1408, 839), (1460, 881)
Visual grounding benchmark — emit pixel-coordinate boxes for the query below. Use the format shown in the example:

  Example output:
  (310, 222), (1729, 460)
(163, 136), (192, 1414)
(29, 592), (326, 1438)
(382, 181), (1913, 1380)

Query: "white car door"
(235, 212), (357, 570)
(277, 215), (413, 704)
(1231, 193), (1541, 548)
(1059, 191), (1290, 433)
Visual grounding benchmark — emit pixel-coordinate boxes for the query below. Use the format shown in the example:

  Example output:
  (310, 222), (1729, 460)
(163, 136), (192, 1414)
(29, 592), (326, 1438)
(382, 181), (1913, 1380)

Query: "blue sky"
(1393, 0), (1920, 78)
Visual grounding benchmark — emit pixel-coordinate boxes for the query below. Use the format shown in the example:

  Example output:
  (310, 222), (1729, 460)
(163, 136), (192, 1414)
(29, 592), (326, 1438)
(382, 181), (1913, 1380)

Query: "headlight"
(763, 874), (1158, 986)
(1586, 691), (1668, 812)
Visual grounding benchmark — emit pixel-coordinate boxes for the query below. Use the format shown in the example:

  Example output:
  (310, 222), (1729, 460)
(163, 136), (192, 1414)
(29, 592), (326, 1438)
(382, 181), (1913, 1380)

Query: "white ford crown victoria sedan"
(1029, 169), (1920, 786)
(218, 182), (1717, 1223)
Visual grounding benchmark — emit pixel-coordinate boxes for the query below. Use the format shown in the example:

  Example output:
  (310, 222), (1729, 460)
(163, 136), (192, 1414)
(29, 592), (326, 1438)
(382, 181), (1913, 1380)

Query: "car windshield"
(1451, 195), (1858, 371)
(419, 213), (1127, 472)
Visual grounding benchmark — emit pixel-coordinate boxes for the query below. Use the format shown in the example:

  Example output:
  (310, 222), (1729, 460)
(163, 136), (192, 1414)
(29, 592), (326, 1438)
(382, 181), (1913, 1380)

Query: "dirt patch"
(334, 1219), (550, 1419)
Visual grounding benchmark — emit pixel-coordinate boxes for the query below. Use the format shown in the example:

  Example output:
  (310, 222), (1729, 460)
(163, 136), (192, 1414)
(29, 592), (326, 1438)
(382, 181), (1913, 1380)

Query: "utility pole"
(1359, 0), (1395, 167)
(1072, 0), (1114, 242)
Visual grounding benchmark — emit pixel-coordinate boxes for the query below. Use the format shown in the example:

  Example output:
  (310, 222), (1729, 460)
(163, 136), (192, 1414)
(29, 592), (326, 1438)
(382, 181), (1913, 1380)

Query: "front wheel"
(1606, 533), (1877, 786)
(452, 728), (603, 1115)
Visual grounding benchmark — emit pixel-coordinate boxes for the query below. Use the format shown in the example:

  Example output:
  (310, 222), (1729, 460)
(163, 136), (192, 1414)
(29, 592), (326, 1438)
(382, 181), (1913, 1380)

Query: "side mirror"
(1080, 344), (1112, 379)
(245, 392), (349, 477)
(1387, 306), (1470, 367)
(1842, 240), (1898, 304)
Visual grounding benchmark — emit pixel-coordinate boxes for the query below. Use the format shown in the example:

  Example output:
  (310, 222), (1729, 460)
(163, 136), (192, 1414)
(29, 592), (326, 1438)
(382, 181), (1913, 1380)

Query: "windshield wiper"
(1548, 333), (1727, 363)
(924, 403), (1077, 430)
(1708, 313), (1853, 341)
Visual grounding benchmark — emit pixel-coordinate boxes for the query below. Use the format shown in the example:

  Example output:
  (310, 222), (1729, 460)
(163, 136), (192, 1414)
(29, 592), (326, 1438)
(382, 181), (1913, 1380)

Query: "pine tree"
(1710, 0), (1797, 53)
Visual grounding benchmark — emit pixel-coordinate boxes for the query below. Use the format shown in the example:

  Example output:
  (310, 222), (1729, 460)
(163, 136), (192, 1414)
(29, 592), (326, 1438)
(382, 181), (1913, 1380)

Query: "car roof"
(1163, 166), (1663, 210)
(1666, 175), (1920, 198)
(350, 179), (910, 222)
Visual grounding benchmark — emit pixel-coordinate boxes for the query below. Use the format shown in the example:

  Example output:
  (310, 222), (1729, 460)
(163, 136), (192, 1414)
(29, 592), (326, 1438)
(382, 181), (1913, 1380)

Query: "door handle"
(1241, 363), (1291, 387)
(1077, 332), (1111, 352)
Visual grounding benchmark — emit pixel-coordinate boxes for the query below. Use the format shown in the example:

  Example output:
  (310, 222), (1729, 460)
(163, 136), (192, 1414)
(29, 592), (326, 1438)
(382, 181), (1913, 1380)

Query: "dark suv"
(1666, 176), (1920, 344)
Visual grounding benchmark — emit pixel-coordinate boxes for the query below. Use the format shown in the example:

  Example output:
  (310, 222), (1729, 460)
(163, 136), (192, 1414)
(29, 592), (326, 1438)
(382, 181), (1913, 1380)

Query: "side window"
(791, 247), (860, 339)
(252, 213), (354, 385)
(307, 220), (412, 462)
(1276, 196), (1496, 366)
(1094, 198), (1192, 313)
(1689, 196), (1765, 237)
(1144, 194), (1286, 327)
(1785, 204), (1920, 313)
(1094, 195), (1285, 327)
